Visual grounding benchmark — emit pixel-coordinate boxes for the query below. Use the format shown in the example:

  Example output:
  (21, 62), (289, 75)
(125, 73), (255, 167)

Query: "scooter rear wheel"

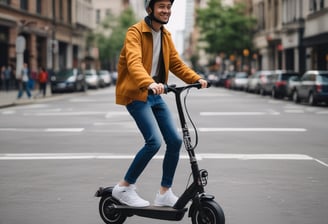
(99, 195), (127, 224)
(191, 200), (225, 224)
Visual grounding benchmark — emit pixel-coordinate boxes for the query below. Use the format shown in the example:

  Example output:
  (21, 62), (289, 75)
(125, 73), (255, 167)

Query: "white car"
(85, 69), (100, 89)
(98, 70), (112, 87)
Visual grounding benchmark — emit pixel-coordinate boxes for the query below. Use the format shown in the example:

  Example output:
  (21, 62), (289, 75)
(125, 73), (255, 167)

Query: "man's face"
(152, 0), (172, 24)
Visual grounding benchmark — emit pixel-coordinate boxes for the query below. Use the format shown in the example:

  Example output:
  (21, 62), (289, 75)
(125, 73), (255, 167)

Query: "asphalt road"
(0, 80), (327, 224)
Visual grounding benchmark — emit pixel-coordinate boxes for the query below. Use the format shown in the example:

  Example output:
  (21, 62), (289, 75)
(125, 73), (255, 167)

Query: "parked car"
(111, 71), (118, 85)
(224, 72), (236, 89)
(85, 69), (100, 89)
(286, 75), (301, 100)
(206, 73), (220, 87)
(97, 70), (112, 87)
(50, 68), (87, 93)
(245, 70), (272, 93)
(230, 72), (248, 90)
(260, 70), (300, 98)
(292, 70), (328, 105)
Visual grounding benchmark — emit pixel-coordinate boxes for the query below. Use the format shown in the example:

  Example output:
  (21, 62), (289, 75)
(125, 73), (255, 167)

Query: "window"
(105, 9), (111, 17)
(36, 0), (41, 14)
(67, 0), (72, 23)
(257, 2), (265, 30)
(96, 9), (101, 24)
(309, 0), (324, 12)
(20, 0), (28, 10)
(59, 0), (63, 21)
(0, 0), (10, 4)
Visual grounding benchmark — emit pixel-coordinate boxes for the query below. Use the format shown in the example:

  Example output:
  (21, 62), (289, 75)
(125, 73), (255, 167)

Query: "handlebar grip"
(148, 84), (176, 95)
(148, 82), (209, 95)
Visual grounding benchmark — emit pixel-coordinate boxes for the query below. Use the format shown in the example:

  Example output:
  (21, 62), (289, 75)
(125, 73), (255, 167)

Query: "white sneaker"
(112, 184), (150, 207)
(154, 188), (178, 207)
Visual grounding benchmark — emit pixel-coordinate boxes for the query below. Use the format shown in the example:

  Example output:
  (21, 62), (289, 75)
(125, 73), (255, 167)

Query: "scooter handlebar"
(148, 82), (211, 95)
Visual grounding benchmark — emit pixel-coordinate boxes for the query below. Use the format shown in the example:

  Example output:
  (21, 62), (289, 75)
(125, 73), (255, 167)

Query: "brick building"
(0, 0), (93, 81)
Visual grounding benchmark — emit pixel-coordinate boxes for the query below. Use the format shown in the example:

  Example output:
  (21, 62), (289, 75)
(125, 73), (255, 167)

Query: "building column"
(66, 44), (73, 68)
(294, 47), (299, 73)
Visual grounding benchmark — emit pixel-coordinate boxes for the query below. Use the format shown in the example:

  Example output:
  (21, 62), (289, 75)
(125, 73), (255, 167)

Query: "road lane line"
(0, 128), (84, 132)
(201, 112), (267, 116)
(199, 128), (307, 132)
(45, 128), (84, 132)
(313, 159), (328, 168)
(23, 111), (105, 116)
(0, 153), (326, 168)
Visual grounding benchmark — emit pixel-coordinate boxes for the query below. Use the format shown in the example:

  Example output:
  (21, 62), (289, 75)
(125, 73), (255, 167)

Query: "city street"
(0, 80), (328, 224)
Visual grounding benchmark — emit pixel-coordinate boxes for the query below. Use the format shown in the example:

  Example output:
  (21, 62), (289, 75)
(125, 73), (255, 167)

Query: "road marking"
(45, 128), (84, 132)
(317, 111), (328, 114)
(0, 128), (84, 132)
(0, 153), (326, 167)
(23, 111), (105, 116)
(0, 127), (306, 133)
(284, 110), (305, 113)
(199, 128), (307, 132)
(201, 112), (267, 116)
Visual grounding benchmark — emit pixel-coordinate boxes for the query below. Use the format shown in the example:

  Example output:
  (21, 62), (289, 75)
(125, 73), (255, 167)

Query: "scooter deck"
(113, 204), (188, 221)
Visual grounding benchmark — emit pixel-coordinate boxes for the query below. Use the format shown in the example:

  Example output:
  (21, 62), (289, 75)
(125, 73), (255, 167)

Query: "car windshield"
(55, 69), (75, 78)
(318, 73), (328, 84)
(281, 73), (299, 80)
(236, 73), (247, 78)
(85, 70), (96, 76)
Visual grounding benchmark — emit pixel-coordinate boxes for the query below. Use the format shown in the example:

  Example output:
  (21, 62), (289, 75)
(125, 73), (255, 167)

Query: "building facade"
(0, 0), (93, 81)
(252, 0), (328, 73)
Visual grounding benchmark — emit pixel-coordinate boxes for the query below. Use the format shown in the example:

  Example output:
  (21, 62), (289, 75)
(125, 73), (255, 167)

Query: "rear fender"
(94, 186), (113, 197)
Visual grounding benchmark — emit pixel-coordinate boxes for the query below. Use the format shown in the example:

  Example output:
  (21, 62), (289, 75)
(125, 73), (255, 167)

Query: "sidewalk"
(0, 86), (61, 108)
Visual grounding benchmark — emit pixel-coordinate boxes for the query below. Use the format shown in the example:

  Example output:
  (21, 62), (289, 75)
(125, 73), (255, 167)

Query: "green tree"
(88, 7), (137, 70)
(196, 0), (256, 60)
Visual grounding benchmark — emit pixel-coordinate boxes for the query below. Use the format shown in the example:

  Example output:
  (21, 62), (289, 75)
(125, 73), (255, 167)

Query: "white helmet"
(144, 0), (174, 11)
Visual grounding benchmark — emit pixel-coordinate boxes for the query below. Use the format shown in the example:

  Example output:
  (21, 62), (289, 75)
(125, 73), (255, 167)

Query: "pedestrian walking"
(17, 63), (32, 99)
(3, 65), (13, 91)
(36, 67), (48, 97)
(112, 0), (207, 208)
(0, 65), (5, 91)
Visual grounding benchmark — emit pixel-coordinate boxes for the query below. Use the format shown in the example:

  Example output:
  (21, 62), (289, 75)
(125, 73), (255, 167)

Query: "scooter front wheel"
(191, 200), (225, 224)
(99, 195), (127, 224)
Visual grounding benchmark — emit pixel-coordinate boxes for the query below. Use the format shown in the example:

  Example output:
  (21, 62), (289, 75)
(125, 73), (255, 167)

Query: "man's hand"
(149, 82), (165, 95)
(198, 79), (208, 88)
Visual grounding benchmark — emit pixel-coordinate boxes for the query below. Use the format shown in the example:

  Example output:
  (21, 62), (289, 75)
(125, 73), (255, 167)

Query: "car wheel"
(293, 91), (300, 103)
(308, 92), (317, 106)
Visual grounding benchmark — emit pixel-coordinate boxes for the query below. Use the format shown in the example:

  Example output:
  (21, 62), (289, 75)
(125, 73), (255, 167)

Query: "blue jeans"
(17, 81), (31, 99)
(124, 95), (182, 188)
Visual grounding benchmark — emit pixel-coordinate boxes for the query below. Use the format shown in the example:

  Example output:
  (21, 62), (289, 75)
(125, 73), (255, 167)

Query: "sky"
(166, 0), (187, 53)
(167, 0), (186, 32)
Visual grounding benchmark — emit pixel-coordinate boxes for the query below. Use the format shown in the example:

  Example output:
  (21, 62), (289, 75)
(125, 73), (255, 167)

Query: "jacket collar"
(141, 18), (169, 36)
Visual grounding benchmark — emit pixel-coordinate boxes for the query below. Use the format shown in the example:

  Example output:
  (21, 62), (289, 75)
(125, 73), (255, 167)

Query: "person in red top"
(38, 67), (48, 97)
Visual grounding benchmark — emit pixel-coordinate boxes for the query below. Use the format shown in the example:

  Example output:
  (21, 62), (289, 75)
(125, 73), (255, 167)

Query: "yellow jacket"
(116, 20), (202, 105)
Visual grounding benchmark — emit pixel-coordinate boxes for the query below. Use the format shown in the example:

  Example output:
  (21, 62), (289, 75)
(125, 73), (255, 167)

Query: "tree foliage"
(88, 7), (137, 70)
(196, 0), (256, 57)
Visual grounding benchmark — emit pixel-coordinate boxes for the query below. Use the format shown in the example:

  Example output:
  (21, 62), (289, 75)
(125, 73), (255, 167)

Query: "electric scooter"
(95, 83), (225, 224)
